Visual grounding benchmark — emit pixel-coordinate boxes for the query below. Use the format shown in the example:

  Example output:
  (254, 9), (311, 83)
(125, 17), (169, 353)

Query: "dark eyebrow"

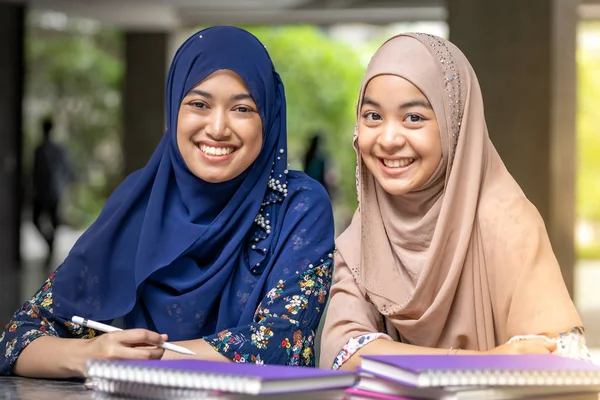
(231, 93), (254, 101)
(190, 89), (212, 99)
(361, 97), (432, 110)
(361, 96), (380, 108)
(188, 89), (253, 102)
(400, 99), (433, 110)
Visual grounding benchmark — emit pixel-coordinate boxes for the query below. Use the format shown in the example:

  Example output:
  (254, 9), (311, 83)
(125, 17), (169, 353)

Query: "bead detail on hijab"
(415, 33), (464, 161)
(249, 167), (289, 249)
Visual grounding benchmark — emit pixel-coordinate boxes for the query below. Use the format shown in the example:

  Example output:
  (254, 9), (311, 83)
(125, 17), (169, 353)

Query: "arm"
(481, 195), (583, 343)
(320, 257), (480, 372)
(163, 258), (334, 364)
(13, 337), (95, 378)
(3, 271), (166, 378)
(1, 271), (100, 377)
(203, 255), (333, 366)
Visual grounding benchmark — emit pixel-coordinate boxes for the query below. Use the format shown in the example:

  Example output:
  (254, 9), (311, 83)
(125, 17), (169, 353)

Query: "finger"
(128, 336), (168, 348)
(538, 332), (559, 339)
(520, 342), (554, 354)
(111, 329), (165, 346)
(129, 344), (160, 349)
(106, 345), (165, 360)
(528, 338), (557, 350)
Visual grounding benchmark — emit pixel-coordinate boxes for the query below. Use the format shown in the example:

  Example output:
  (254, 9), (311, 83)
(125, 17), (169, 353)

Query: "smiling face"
(357, 74), (442, 196)
(176, 69), (263, 183)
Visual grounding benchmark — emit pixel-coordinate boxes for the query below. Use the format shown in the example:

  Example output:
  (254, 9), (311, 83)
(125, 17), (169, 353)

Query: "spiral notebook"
(86, 359), (356, 397)
(348, 372), (600, 400)
(360, 354), (600, 388)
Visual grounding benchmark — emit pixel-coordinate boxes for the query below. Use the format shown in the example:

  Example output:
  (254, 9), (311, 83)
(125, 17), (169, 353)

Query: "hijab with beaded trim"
(320, 33), (581, 368)
(51, 26), (295, 340)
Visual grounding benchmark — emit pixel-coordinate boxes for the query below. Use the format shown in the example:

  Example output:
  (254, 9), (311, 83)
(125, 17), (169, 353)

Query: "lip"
(195, 142), (238, 163)
(378, 157), (416, 176)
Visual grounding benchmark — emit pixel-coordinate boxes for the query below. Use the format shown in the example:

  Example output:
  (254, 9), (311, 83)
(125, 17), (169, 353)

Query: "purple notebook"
(87, 359), (357, 396)
(360, 355), (600, 388)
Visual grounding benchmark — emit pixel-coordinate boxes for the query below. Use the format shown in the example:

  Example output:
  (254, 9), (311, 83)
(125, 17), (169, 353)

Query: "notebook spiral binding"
(92, 378), (218, 399)
(87, 360), (262, 395)
(422, 369), (600, 387)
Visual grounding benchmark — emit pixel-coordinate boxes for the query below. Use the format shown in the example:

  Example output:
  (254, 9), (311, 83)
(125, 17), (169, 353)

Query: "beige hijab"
(320, 33), (581, 368)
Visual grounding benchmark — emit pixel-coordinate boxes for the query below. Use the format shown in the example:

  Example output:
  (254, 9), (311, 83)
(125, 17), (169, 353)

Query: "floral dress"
(0, 251), (333, 375)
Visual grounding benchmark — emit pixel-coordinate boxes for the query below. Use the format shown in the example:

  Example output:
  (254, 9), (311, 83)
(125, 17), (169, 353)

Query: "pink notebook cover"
(345, 387), (416, 400)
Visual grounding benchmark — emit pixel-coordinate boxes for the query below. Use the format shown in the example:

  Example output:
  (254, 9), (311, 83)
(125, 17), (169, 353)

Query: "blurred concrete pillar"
(448, 0), (579, 297)
(123, 31), (168, 175)
(0, 3), (25, 325)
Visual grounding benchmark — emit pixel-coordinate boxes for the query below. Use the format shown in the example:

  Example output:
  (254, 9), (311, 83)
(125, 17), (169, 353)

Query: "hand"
(75, 329), (167, 376)
(485, 338), (557, 355)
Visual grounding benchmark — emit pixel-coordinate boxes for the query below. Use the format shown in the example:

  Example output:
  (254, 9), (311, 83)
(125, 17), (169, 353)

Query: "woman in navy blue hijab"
(1, 26), (334, 378)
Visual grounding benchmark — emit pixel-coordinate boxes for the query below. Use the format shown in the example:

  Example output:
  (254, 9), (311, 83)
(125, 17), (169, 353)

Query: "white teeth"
(383, 158), (415, 168)
(200, 145), (234, 156)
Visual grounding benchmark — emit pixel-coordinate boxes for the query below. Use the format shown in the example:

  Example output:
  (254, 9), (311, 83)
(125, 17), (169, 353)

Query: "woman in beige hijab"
(320, 33), (591, 370)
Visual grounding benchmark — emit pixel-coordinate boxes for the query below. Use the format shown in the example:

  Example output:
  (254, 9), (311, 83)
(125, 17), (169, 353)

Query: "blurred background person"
(32, 117), (73, 268)
(303, 131), (337, 200)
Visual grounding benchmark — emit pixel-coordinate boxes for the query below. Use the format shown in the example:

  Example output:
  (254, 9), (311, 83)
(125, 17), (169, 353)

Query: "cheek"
(415, 127), (442, 159)
(356, 131), (373, 158)
(176, 113), (195, 141)
(240, 120), (263, 155)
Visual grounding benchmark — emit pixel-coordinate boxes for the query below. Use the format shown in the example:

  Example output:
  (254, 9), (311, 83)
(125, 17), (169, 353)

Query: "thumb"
(544, 341), (557, 351)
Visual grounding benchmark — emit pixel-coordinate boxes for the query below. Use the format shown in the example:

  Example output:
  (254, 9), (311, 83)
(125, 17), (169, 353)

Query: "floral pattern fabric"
(0, 271), (100, 375)
(0, 254), (333, 374)
(205, 257), (333, 366)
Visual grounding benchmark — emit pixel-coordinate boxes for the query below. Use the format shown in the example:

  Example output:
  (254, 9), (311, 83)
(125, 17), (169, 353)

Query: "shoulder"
(477, 183), (548, 256)
(283, 171), (332, 213)
(277, 171), (334, 230)
(286, 171), (329, 196)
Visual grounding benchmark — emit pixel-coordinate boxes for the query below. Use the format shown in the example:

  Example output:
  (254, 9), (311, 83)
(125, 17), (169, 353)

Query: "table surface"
(0, 377), (347, 399)
(2, 376), (600, 400)
(0, 376), (92, 399)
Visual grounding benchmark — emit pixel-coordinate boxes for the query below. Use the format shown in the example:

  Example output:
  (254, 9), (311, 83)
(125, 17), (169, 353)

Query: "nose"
(378, 121), (406, 153)
(205, 108), (230, 140)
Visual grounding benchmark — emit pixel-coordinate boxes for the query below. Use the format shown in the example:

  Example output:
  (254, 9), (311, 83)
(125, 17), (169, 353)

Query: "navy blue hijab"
(53, 26), (291, 339)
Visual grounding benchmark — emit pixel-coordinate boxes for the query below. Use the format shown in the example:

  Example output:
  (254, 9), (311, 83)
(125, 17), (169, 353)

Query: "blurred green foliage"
(576, 22), (600, 259)
(22, 15), (600, 259)
(577, 23), (600, 221)
(245, 25), (368, 226)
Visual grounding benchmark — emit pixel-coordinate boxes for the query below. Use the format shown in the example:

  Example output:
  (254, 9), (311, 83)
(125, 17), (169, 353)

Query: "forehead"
(364, 75), (427, 98)
(186, 70), (252, 96)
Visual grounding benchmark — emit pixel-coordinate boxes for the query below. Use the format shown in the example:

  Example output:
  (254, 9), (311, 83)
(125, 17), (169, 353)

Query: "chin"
(378, 180), (412, 196)
(189, 169), (224, 183)
(383, 187), (411, 196)
(200, 176), (224, 183)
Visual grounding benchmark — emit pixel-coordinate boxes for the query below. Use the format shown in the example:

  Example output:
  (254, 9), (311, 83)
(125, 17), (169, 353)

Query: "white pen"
(71, 316), (196, 356)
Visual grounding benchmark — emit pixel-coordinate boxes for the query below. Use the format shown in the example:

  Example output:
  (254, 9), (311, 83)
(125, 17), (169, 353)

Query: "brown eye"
(363, 112), (382, 121)
(405, 114), (424, 123)
(190, 101), (207, 109)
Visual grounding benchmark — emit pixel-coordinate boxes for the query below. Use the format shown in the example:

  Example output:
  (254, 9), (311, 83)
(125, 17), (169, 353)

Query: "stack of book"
(85, 355), (600, 399)
(86, 358), (356, 399)
(346, 354), (600, 400)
